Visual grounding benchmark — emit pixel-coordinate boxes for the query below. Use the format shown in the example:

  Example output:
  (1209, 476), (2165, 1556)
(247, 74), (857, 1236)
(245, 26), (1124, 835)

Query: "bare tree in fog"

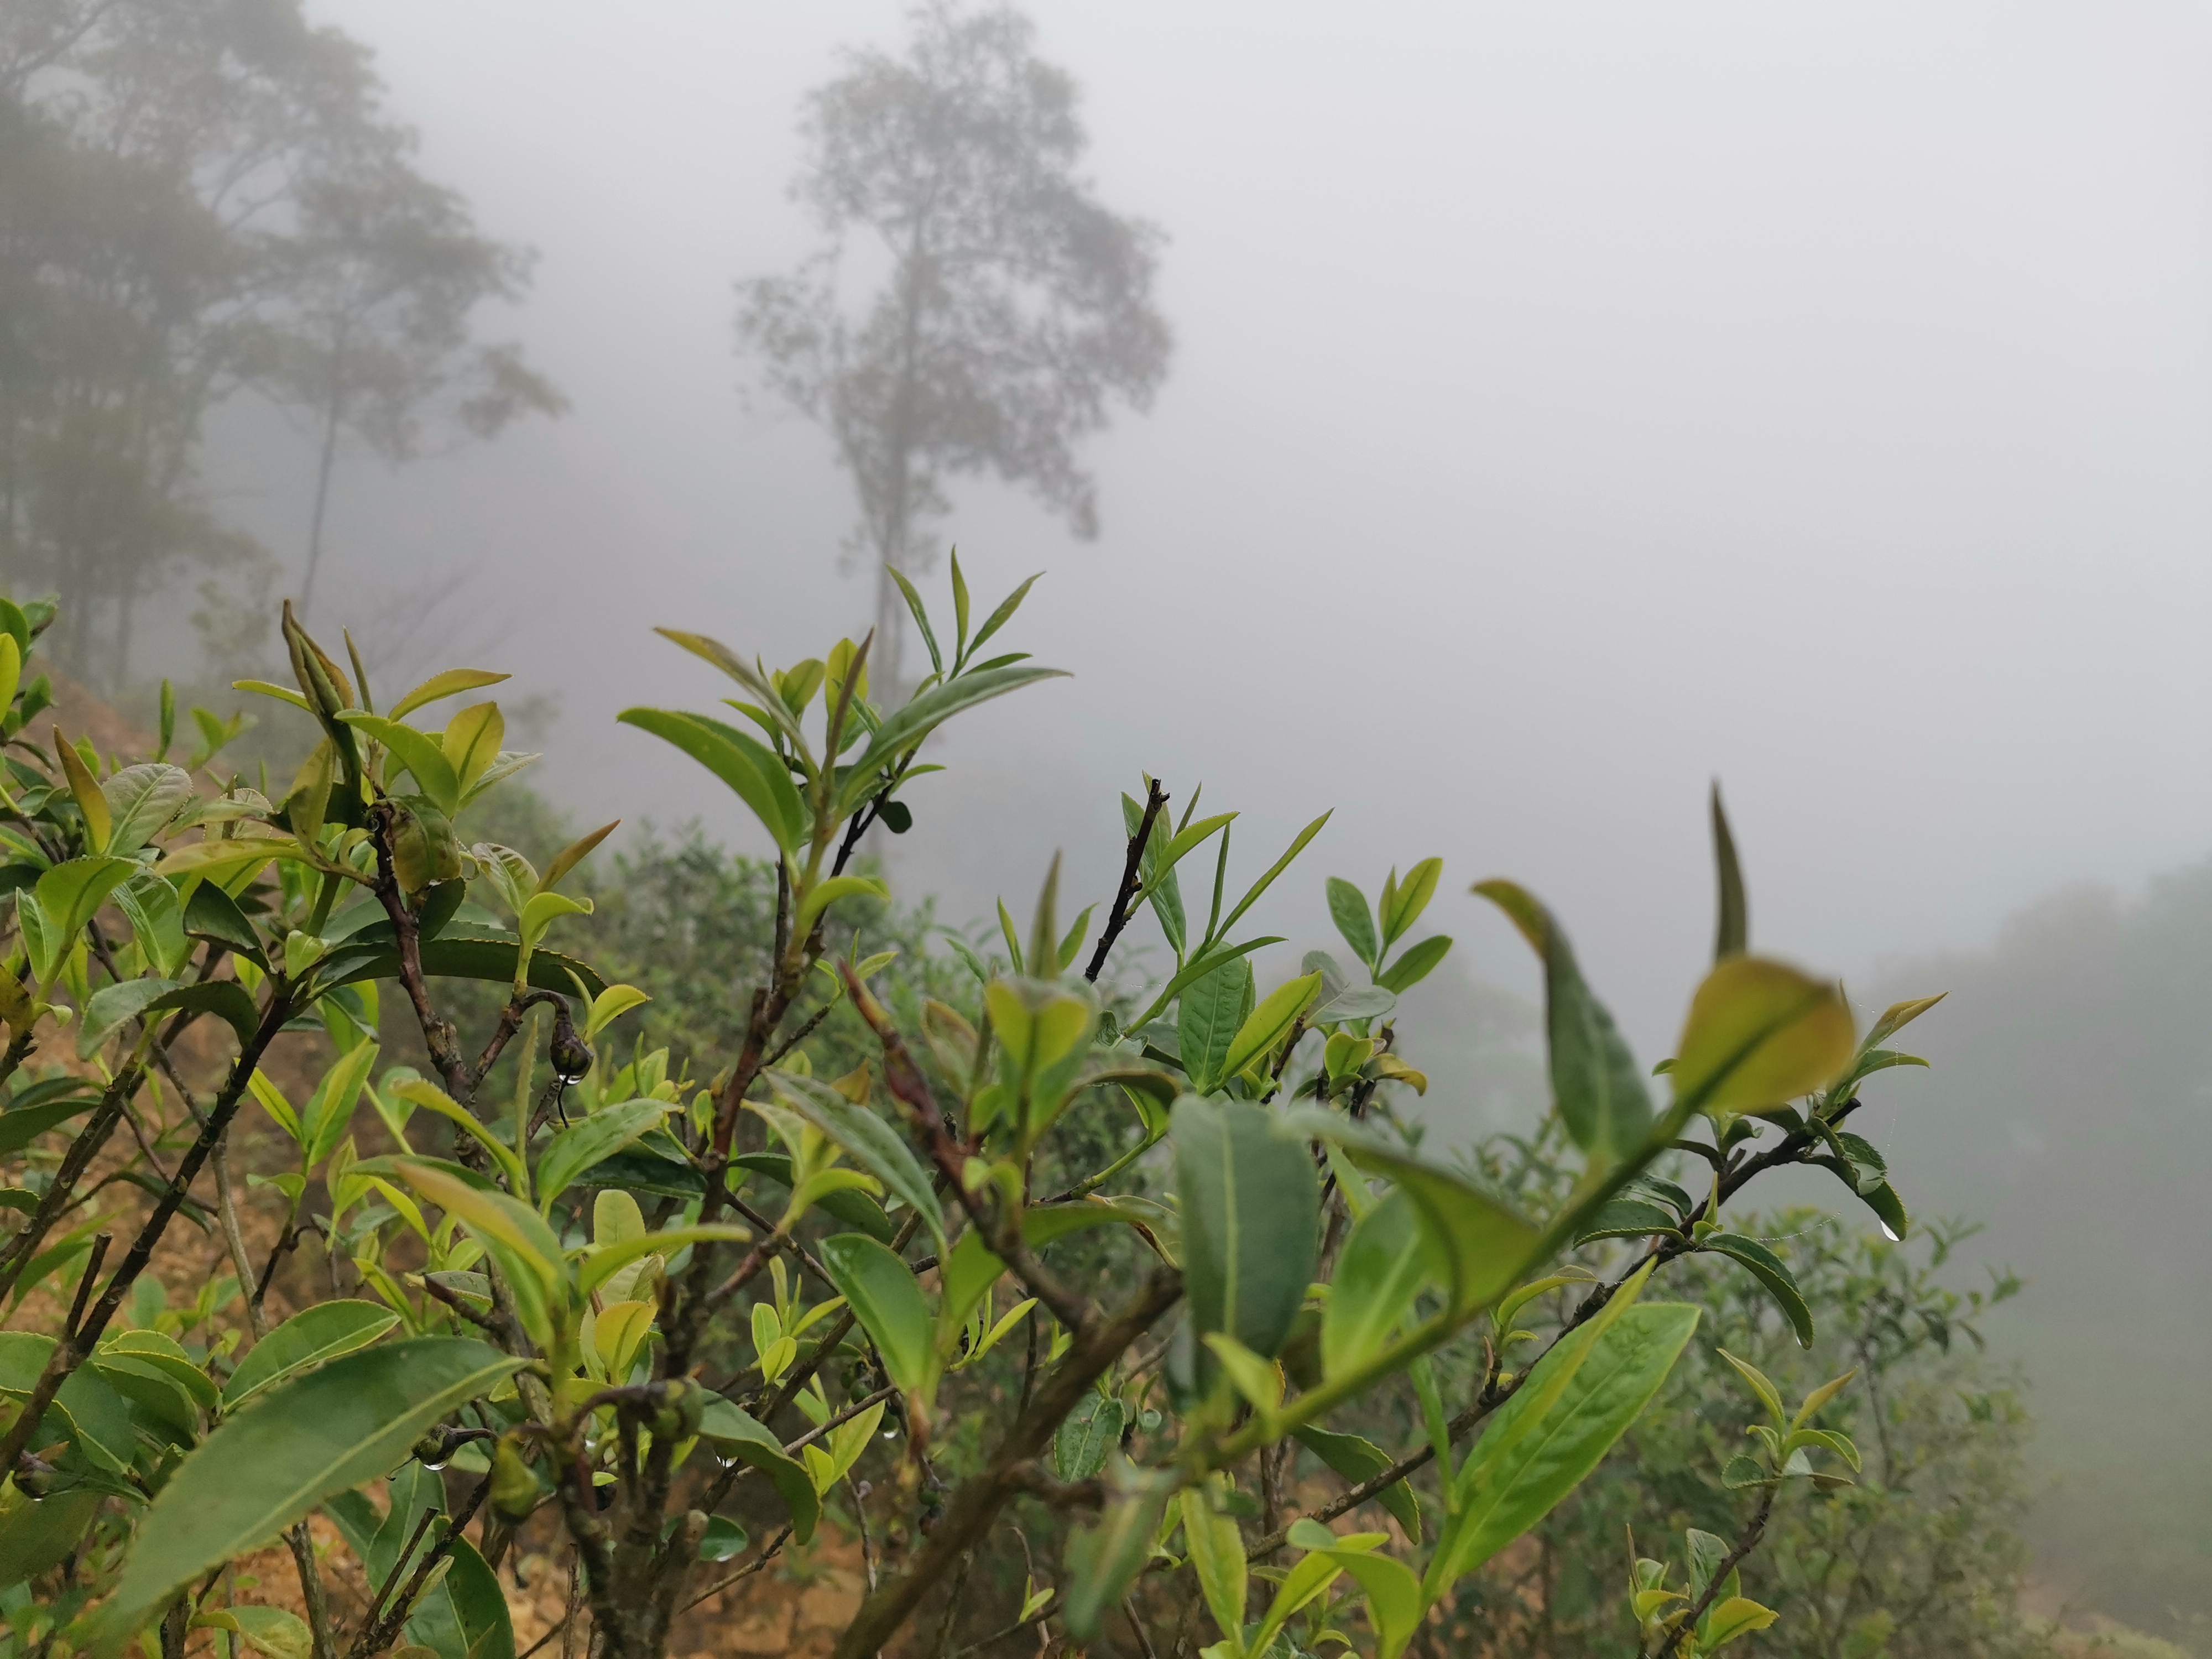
(734, 1), (1171, 690)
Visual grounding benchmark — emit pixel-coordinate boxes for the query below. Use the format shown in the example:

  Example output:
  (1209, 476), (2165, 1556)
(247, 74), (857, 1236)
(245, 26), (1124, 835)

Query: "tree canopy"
(0, 0), (559, 675)
(736, 2), (1172, 690)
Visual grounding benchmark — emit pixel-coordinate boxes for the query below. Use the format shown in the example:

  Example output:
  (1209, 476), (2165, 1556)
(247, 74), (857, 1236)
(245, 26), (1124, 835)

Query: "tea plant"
(0, 570), (1943, 1659)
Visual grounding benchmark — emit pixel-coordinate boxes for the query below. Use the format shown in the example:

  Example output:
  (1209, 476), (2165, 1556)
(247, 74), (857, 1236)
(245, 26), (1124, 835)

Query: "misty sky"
(252, 0), (2212, 1057)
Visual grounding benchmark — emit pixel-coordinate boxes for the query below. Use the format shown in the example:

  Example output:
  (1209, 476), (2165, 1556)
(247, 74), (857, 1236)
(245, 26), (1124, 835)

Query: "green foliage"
(0, 573), (2020, 1659)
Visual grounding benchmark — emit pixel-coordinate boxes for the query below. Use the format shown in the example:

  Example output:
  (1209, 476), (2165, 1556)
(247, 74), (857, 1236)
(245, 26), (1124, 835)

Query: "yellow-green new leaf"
(1180, 1486), (1249, 1652)
(542, 820), (619, 892)
(338, 714), (458, 816)
(1672, 957), (1854, 1117)
(56, 732), (110, 852)
(442, 702), (505, 795)
(388, 669), (510, 722)
(794, 874), (889, 939)
(390, 1160), (558, 1286)
(575, 1225), (748, 1301)
(1220, 971), (1322, 1083)
(392, 1082), (528, 1194)
(1702, 1597), (1780, 1648)
(586, 984), (650, 1040)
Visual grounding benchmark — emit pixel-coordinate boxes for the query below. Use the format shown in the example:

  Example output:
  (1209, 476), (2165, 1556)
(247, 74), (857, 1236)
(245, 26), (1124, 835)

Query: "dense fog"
(9, 0), (2210, 1638)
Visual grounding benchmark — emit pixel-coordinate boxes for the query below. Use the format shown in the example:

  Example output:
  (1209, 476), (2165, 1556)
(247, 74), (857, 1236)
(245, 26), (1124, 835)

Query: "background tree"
(735, 0), (1172, 691)
(274, 160), (566, 619)
(0, 0), (561, 668)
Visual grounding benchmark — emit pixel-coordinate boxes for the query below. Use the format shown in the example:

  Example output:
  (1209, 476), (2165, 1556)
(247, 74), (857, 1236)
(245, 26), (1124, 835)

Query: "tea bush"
(0, 571), (1955, 1659)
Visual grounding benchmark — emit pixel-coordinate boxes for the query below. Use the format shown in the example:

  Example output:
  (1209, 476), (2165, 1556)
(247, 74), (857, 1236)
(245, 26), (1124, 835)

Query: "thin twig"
(782, 1384), (899, 1455)
(831, 1267), (1185, 1659)
(1084, 778), (1166, 983)
(1641, 1484), (1778, 1659)
(679, 1525), (793, 1614)
(848, 1473), (878, 1593)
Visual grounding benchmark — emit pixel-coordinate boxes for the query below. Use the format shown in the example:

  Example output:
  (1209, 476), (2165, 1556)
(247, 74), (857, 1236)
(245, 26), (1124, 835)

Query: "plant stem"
(1084, 778), (1166, 982)
(1642, 1484), (1777, 1659)
(831, 1266), (1183, 1659)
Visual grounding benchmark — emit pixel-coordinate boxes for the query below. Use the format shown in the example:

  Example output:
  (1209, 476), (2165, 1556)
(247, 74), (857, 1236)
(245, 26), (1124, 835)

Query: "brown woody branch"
(840, 962), (1093, 1334)
(0, 984), (293, 1477)
(832, 1265), (1185, 1659)
(1640, 1483), (1777, 1659)
(1085, 778), (1166, 983)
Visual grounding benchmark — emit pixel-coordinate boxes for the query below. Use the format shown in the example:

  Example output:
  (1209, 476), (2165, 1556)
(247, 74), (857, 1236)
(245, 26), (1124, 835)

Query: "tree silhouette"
(736, 2), (1171, 689)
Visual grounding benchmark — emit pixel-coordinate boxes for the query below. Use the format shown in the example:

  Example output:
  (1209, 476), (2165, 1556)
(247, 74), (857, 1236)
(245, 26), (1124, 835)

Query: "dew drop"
(1879, 1222), (1901, 1243)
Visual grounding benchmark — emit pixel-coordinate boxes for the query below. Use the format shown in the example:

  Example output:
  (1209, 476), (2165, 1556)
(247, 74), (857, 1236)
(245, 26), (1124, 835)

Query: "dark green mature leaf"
(1322, 1190), (1427, 1381)
(1287, 1113), (1539, 1319)
(1474, 881), (1653, 1165)
(221, 1301), (402, 1410)
(1431, 1304), (1699, 1592)
(1573, 1199), (1683, 1245)
(764, 1072), (945, 1253)
(0, 1484), (101, 1589)
(1292, 1423), (1422, 1541)
(699, 1517), (750, 1564)
(0, 1335), (139, 1473)
(184, 880), (269, 968)
(584, 1147), (705, 1201)
(617, 708), (806, 852)
(417, 1536), (514, 1659)
(732, 1152), (895, 1240)
(91, 1338), (526, 1655)
(1813, 1159), (1911, 1241)
(697, 1397), (820, 1542)
(141, 980), (263, 1047)
(1173, 1096), (1318, 1359)
(324, 937), (606, 999)
(818, 1234), (933, 1399)
(0, 1091), (101, 1157)
(1711, 785), (1747, 961)
(1054, 1392), (1128, 1483)
(91, 1353), (200, 1444)
(535, 1100), (673, 1206)
(1063, 1474), (1175, 1642)
(1177, 956), (1251, 1094)
(1699, 1234), (1815, 1347)
(100, 1330), (217, 1411)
